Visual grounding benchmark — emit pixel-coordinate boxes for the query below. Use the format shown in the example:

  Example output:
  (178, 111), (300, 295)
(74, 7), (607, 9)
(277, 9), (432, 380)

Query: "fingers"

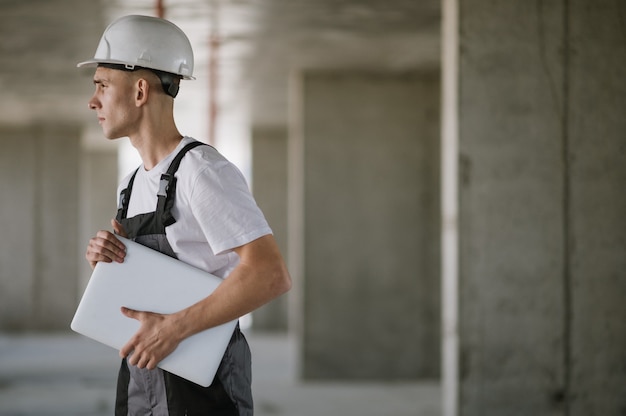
(124, 350), (157, 370)
(121, 306), (135, 318)
(111, 219), (129, 238)
(121, 340), (155, 369)
(119, 339), (134, 360)
(120, 308), (148, 365)
(119, 307), (139, 358)
(119, 309), (176, 370)
(84, 218), (128, 269)
(85, 229), (126, 268)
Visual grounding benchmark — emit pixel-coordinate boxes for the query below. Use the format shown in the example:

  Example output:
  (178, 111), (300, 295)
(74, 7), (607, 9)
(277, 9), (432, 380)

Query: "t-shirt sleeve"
(189, 161), (272, 255)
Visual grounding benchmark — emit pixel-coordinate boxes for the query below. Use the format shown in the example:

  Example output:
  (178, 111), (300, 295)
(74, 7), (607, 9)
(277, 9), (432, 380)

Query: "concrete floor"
(0, 331), (440, 416)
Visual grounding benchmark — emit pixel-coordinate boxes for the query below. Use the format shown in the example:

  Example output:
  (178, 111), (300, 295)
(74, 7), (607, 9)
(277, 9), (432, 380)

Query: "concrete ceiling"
(0, 0), (440, 130)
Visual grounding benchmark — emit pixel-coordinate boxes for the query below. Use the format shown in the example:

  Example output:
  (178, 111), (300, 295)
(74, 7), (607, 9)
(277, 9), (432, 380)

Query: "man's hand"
(85, 219), (128, 269)
(119, 307), (182, 370)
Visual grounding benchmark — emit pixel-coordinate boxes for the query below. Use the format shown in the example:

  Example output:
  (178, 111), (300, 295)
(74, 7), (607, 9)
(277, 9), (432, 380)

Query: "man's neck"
(130, 131), (183, 171)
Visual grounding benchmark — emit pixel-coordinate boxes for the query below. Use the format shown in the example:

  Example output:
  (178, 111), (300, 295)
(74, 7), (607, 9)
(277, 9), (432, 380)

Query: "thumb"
(111, 219), (129, 238)
(121, 306), (139, 320)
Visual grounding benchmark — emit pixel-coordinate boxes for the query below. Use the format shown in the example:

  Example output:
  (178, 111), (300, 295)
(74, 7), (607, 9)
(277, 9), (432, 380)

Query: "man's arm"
(119, 234), (292, 370)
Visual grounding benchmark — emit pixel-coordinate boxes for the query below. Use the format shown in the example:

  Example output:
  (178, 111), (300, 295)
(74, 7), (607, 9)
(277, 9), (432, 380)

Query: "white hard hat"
(77, 15), (195, 80)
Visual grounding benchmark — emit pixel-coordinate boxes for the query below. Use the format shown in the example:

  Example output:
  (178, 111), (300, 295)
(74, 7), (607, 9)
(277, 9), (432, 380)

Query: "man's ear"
(135, 78), (150, 106)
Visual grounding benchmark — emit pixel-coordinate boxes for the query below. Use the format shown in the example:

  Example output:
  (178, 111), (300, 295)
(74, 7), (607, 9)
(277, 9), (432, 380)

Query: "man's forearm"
(172, 234), (291, 340)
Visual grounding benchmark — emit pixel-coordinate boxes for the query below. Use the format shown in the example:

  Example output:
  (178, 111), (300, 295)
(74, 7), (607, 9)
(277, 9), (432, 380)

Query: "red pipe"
(155, 0), (219, 146)
(156, 0), (165, 18)
(208, 31), (220, 146)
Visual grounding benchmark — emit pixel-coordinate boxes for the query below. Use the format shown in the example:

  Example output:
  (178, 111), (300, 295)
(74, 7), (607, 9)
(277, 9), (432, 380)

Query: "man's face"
(88, 67), (138, 139)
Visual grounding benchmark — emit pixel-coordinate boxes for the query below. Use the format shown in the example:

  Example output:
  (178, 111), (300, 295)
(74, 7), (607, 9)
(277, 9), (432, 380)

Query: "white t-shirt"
(118, 137), (272, 278)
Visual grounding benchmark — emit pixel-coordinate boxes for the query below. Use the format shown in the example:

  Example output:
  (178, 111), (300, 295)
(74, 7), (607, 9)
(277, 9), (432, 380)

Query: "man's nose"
(88, 95), (99, 110)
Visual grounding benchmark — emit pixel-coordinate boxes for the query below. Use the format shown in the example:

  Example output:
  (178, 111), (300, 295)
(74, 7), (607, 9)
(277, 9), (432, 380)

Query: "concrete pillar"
(568, 0), (626, 413)
(458, 2), (567, 413)
(0, 127), (37, 330)
(450, 0), (626, 414)
(290, 70), (441, 379)
(78, 148), (118, 293)
(0, 124), (81, 330)
(251, 126), (289, 331)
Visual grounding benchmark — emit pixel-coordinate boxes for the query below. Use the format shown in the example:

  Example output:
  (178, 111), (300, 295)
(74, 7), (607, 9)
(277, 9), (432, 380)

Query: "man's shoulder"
(180, 138), (232, 175)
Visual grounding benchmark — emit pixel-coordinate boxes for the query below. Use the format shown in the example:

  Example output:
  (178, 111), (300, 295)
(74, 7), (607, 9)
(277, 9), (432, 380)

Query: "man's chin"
(102, 132), (126, 140)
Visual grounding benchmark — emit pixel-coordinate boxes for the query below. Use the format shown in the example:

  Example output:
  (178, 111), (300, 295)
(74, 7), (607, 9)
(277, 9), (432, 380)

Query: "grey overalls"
(114, 141), (253, 416)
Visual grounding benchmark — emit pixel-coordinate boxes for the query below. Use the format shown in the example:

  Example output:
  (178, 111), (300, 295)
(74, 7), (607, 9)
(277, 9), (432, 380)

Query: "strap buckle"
(158, 174), (171, 197)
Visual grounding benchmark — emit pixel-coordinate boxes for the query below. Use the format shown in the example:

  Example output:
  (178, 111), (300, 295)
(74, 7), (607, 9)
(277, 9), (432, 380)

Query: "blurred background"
(0, 0), (624, 415)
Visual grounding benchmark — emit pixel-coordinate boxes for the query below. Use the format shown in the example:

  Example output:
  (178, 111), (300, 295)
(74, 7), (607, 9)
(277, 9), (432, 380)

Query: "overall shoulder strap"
(166, 140), (208, 177)
(116, 167), (140, 221)
(157, 140), (209, 226)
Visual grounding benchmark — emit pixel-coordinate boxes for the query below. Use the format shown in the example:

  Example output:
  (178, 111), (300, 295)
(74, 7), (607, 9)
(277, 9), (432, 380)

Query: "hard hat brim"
(76, 59), (196, 81)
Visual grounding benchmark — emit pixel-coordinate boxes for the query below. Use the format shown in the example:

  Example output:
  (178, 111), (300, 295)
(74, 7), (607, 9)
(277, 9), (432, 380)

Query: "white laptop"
(71, 236), (238, 387)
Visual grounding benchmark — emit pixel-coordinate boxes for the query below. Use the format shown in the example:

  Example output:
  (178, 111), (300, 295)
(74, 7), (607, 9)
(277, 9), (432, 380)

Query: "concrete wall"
(0, 124), (80, 330)
(291, 70), (441, 380)
(251, 126), (290, 331)
(456, 0), (626, 414)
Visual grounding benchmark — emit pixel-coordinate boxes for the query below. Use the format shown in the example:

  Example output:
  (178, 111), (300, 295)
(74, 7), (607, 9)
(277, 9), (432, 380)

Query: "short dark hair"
(97, 63), (182, 98)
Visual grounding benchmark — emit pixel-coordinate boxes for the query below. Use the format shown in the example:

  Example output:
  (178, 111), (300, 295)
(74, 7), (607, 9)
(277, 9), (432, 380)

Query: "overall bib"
(114, 141), (253, 416)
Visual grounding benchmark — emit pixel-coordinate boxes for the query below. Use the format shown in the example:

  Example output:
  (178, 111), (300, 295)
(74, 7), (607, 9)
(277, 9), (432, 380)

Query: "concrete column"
(0, 124), (81, 330)
(251, 126), (290, 331)
(568, 0), (626, 413)
(290, 70), (441, 379)
(37, 125), (81, 329)
(0, 126), (37, 330)
(78, 148), (118, 294)
(458, 2), (566, 413)
(452, 0), (626, 414)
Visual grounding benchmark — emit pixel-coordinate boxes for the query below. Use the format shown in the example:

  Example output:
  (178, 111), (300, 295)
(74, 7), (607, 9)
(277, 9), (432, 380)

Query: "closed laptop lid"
(71, 236), (237, 387)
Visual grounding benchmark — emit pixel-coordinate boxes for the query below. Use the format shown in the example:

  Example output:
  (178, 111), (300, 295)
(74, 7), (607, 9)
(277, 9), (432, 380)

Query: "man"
(78, 15), (291, 415)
